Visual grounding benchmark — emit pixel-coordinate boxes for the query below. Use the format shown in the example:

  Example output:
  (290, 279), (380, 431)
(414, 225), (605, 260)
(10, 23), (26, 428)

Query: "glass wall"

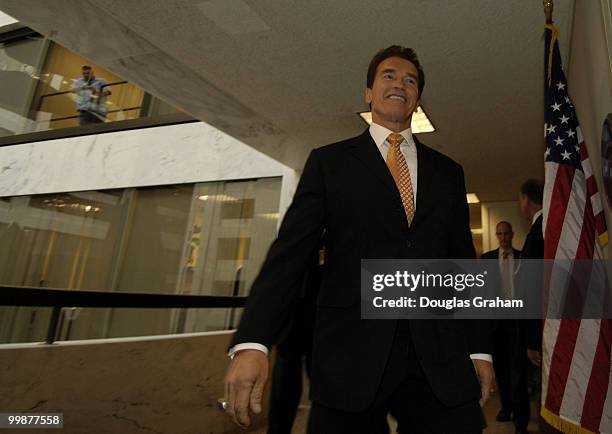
(0, 29), (183, 138)
(0, 177), (282, 343)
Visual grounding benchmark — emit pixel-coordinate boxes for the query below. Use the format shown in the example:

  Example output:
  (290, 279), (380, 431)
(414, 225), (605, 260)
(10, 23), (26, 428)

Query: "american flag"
(541, 24), (612, 433)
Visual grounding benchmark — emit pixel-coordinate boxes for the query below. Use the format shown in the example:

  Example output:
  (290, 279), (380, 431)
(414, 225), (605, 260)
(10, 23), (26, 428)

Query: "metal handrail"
(36, 81), (137, 123)
(38, 80), (128, 100)
(0, 284), (246, 308)
(49, 106), (141, 123)
(0, 284), (246, 344)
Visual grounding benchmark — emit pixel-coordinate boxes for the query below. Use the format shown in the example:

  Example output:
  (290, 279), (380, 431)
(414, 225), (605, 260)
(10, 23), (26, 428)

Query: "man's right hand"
(224, 349), (269, 428)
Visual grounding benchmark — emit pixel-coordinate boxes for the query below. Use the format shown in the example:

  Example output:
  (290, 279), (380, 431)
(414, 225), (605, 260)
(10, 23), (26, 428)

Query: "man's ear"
(365, 88), (372, 105)
(414, 99), (421, 113)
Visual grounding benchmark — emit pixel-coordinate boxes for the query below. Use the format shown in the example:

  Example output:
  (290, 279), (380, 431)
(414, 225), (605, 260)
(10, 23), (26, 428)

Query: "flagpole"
(543, 0), (553, 24)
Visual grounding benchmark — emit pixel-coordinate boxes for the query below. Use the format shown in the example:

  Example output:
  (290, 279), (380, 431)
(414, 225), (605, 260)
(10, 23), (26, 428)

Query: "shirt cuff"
(228, 343), (269, 359)
(470, 353), (493, 363)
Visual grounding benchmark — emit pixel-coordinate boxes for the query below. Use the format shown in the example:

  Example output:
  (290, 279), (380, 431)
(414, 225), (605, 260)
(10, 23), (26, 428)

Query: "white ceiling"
(0, 0), (574, 201)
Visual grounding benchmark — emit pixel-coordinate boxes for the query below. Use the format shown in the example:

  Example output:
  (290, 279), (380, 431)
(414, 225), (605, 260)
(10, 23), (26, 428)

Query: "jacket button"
(406, 240), (412, 248)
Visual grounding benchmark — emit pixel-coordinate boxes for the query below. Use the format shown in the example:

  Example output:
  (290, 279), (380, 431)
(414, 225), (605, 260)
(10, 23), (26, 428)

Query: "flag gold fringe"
(541, 406), (596, 434)
(599, 230), (609, 248)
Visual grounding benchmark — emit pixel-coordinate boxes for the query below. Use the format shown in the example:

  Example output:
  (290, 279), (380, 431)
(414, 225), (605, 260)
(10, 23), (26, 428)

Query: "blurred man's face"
(495, 222), (513, 251)
(82, 68), (92, 80)
(365, 56), (420, 131)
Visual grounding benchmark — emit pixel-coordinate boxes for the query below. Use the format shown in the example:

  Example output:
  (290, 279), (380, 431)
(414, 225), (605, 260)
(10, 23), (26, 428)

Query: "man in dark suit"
(481, 221), (521, 299)
(516, 179), (546, 434)
(481, 221), (527, 432)
(517, 179), (544, 365)
(266, 247), (322, 434)
(224, 45), (495, 433)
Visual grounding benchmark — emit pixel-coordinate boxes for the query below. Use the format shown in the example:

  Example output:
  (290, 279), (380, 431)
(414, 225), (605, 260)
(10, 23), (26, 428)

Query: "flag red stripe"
(545, 319), (581, 413)
(545, 165), (574, 259)
(580, 320), (612, 432)
(579, 144), (587, 160)
(575, 197), (596, 260)
(579, 193), (612, 429)
(586, 176), (598, 197)
(545, 195), (596, 412)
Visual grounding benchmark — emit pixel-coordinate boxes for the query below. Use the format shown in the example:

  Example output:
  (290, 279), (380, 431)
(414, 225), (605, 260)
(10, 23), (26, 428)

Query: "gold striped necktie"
(386, 133), (415, 225)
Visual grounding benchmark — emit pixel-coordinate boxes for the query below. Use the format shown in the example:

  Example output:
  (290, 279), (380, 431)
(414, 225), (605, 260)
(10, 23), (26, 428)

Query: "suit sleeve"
(452, 165), (495, 355)
(231, 149), (326, 348)
(450, 165), (477, 260)
(518, 219), (544, 352)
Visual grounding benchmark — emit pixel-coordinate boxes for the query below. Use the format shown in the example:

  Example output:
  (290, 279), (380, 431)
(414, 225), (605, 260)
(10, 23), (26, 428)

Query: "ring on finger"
(217, 398), (228, 412)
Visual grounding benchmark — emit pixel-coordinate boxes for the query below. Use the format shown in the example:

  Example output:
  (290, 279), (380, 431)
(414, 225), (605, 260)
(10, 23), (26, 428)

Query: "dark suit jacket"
(232, 130), (493, 412)
(519, 214), (544, 351)
(521, 215), (544, 260)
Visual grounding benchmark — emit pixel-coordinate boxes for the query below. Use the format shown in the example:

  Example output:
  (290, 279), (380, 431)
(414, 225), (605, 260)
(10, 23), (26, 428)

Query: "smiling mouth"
(387, 95), (406, 102)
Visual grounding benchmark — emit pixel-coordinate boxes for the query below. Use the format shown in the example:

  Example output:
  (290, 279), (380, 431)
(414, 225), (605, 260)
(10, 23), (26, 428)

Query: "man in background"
(267, 247), (322, 434)
(516, 178), (561, 434)
(71, 65), (111, 125)
(518, 179), (544, 367)
(481, 221), (525, 431)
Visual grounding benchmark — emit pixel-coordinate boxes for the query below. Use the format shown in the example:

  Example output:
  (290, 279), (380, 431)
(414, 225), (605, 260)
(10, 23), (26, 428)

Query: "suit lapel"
(411, 137), (436, 228)
(348, 130), (403, 202)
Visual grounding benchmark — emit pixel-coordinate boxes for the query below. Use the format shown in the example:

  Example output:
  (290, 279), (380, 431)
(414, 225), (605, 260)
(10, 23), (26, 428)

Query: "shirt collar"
(532, 209), (543, 225)
(499, 248), (514, 258)
(369, 122), (415, 148)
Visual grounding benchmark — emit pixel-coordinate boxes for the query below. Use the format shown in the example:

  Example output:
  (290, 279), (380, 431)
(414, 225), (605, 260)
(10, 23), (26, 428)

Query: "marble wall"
(0, 121), (289, 198)
(0, 331), (270, 433)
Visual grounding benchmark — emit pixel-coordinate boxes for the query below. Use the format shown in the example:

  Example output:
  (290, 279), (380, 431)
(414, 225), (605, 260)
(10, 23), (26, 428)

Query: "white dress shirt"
(229, 122), (491, 363)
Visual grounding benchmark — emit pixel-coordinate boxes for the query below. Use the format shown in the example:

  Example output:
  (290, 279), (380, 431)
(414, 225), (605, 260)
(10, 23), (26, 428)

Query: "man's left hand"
(472, 359), (495, 407)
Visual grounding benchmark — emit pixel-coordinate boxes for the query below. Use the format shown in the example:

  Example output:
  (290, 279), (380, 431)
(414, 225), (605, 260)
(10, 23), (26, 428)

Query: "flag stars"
(544, 148), (551, 158)
(564, 96), (571, 104)
(547, 124), (557, 135)
(551, 102), (562, 111)
(554, 136), (565, 146)
(556, 81), (566, 90)
(567, 129), (576, 138)
(575, 145), (580, 153)
(560, 115), (570, 124)
(561, 150), (572, 160)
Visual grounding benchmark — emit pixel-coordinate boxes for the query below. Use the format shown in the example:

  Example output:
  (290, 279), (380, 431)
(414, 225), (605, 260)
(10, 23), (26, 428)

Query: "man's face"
(82, 69), (92, 80)
(365, 56), (420, 131)
(495, 222), (513, 251)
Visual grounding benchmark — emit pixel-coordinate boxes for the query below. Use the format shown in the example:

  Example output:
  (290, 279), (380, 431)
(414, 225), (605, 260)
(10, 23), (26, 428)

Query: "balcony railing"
(0, 284), (246, 344)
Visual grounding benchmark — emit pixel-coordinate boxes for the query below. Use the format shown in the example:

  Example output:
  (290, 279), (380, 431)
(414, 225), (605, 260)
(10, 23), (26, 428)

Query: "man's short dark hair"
(82, 65), (92, 71)
(367, 45), (425, 97)
(521, 179), (544, 205)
